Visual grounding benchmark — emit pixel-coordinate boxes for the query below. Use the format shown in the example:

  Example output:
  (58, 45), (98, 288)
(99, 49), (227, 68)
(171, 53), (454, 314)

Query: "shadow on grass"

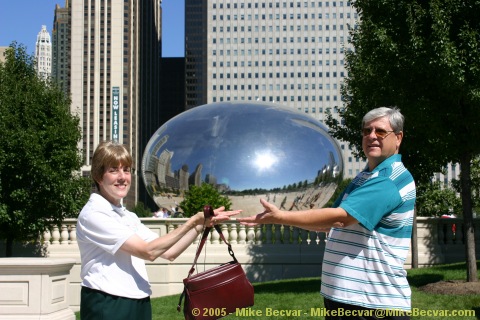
(256, 261), (480, 293)
(473, 307), (480, 320)
(424, 261), (480, 272)
(253, 277), (321, 294)
(407, 273), (444, 287)
(407, 261), (480, 288)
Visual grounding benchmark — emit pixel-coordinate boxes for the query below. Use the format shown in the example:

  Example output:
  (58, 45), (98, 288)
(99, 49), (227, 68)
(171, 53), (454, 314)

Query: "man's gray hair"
(362, 107), (404, 133)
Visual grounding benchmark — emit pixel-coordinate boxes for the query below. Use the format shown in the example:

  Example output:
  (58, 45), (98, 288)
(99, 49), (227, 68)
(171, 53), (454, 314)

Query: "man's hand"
(237, 199), (281, 226)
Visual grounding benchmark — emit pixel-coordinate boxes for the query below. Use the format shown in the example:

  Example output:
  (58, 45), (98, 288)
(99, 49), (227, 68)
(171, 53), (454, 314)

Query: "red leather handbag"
(177, 206), (254, 320)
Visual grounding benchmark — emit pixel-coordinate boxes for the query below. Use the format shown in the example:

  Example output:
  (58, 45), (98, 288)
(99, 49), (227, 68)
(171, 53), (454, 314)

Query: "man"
(238, 107), (416, 319)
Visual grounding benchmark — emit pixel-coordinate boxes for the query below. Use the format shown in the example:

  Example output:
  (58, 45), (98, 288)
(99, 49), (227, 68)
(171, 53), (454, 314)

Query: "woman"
(76, 141), (239, 319)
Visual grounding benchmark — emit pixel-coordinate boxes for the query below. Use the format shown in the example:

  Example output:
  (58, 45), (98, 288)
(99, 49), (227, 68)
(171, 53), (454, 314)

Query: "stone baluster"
(300, 228), (308, 244)
(255, 226), (263, 244)
(69, 225), (77, 245)
(238, 224), (246, 244)
(43, 229), (51, 245)
(211, 226), (220, 244)
(221, 224), (229, 244)
(51, 226), (60, 244)
(274, 224), (282, 243)
(309, 231), (318, 245)
(319, 231), (327, 243)
(230, 224), (238, 244)
(292, 227), (299, 244)
(265, 224), (273, 244)
(283, 225), (290, 244)
(60, 225), (69, 245)
(246, 226), (255, 244)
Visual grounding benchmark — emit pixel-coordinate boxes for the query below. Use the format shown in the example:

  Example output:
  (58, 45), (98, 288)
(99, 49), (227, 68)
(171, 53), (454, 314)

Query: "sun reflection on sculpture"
(252, 150), (278, 172)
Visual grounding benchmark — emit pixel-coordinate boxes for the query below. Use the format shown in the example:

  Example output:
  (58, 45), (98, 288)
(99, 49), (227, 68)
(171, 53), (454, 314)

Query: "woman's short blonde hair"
(91, 141), (133, 189)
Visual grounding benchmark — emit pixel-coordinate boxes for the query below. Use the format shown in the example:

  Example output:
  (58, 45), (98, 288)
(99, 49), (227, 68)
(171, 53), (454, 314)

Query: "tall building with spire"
(35, 25), (52, 80)
(185, 0), (366, 178)
(51, 0), (163, 208)
(0, 47), (7, 63)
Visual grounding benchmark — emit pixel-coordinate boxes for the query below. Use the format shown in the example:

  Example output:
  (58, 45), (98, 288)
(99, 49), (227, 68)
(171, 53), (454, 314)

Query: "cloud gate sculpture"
(141, 102), (343, 216)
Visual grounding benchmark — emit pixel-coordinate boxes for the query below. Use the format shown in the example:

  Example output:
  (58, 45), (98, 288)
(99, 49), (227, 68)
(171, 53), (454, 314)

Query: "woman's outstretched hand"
(201, 206), (242, 228)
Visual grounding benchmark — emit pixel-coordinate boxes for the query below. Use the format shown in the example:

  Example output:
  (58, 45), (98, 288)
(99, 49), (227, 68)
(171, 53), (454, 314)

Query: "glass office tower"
(185, 0), (366, 178)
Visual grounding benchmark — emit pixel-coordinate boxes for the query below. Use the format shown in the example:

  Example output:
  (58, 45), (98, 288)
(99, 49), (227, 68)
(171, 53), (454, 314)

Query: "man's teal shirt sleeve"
(339, 177), (401, 231)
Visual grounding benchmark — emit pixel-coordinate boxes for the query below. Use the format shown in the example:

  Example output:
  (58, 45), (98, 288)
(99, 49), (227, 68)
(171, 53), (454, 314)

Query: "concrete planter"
(0, 258), (75, 320)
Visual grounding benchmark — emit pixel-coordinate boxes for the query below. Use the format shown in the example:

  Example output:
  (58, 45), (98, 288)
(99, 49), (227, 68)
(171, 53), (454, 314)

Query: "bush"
(179, 183), (232, 217)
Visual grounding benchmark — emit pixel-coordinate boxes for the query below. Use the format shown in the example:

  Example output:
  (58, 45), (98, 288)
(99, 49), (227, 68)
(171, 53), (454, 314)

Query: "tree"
(326, 0), (480, 281)
(131, 201), (152, 218)
(452, 156), (480, 215)
(323, 178), (353, 208)
(416, 181), (461, 217)
(179, 183), (232, 217)
(0, 43), (90, 257)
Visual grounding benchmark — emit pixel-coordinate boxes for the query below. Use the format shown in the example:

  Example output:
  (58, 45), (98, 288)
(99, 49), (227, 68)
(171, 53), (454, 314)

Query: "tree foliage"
(0, 43), (91, 256)
(131, 201), (153, 218)
(327, 0), (480, 181)
(416, 182), (462, 217)
(179, 183), (232, 217)
(452, 156), (480, 215)
(326, 0), (480, 280)
(324, 178), (353, 208)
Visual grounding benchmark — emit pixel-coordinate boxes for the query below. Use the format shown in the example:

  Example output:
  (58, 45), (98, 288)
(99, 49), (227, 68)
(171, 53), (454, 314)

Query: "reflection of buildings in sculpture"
(143, 153), (159, 192)
(216, 184), (229, 193)
(145, 155), (158, 174)
(142, 135), (171, 192)
(328, 151), (341, 178)
(152, 135), (168, 156)
(178, 164), (190, 191)
(332, 165), (340, 178)
(157, 149), (174, 187)
(189, 164), (203, 187)
(165, 175), (179, 190)
(205, 174), (217, 186)
(205, 173), (230, 193)
(316, 151), (341, 181)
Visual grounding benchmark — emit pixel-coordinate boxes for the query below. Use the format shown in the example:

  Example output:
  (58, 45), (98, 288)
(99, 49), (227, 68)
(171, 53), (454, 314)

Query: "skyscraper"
(52, 1), (71, 95)
(0, 47), (7, 63)
(185, 0), (366, 178)
(67, 0), (162, 207)
(35, 25), (52, 80)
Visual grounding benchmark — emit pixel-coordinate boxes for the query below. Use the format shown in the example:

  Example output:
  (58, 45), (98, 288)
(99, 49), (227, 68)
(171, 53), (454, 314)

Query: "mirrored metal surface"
(141, 102), (343, 216)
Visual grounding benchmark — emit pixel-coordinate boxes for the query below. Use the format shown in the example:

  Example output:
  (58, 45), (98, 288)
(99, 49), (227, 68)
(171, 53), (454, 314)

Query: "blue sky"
(0, 0), (184, 57)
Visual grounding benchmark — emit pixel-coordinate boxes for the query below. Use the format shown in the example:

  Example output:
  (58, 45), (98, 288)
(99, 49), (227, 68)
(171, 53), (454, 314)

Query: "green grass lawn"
(76, 261), (480, 319)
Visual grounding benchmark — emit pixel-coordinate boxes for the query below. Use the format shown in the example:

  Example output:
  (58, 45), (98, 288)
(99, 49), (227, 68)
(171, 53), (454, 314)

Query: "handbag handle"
(177, 205), (239, 312)
(187, 205), (238, 278)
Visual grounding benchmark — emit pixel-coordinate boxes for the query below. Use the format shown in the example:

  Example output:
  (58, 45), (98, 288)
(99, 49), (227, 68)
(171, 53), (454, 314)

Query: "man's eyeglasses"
(362, 127), (395, 139)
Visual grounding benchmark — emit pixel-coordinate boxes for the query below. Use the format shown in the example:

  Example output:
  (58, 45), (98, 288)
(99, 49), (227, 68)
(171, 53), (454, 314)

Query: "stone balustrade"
(44, 218), (329, 246)
(6, 217), (480, 312)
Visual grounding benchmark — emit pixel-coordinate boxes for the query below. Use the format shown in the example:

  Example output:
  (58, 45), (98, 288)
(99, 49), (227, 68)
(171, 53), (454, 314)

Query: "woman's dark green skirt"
(80, 286), (152, 320)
